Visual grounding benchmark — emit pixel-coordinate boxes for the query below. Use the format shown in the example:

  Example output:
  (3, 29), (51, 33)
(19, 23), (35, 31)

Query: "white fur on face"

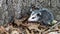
(28, 13), (40, 21)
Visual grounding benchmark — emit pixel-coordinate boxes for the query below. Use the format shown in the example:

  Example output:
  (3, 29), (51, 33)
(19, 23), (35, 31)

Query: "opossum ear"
(30, 8), (33, 12)
(39, 12), (41, 15)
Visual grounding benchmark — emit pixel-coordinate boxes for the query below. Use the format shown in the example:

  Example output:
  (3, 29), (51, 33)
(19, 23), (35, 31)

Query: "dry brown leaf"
(25, 29), (30, 34)
(14, 19), (22, 26)
(0, 26), (9, 34)
(10, 28), (22, 34)
(11, 30), (20, 34)
(0, 26), (6, 33)
(28, 23), (41, 33)
(31, 30), (34, 34)
(14, 16), (28, 26)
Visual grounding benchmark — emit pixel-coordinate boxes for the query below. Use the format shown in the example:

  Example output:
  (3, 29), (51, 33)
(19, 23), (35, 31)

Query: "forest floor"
(0, 16), (60, 34)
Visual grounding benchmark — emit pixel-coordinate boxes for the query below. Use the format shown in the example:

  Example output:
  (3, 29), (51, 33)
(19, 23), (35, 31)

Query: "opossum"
(28, 8), (54, 25)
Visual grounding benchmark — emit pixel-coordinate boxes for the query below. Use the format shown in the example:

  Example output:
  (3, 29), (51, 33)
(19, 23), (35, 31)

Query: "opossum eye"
(32, 17), (35, 19)
(37, 13), (40, 16)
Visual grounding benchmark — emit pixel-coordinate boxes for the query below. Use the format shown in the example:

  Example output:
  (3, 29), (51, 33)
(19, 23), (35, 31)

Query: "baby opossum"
(28, 8), (54, 25)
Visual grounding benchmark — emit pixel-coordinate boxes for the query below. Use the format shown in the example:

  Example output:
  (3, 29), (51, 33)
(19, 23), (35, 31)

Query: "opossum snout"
(28, 13), (40, 21)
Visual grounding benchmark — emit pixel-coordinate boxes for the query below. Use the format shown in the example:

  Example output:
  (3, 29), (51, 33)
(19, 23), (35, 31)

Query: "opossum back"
(40, 10), (54, 25)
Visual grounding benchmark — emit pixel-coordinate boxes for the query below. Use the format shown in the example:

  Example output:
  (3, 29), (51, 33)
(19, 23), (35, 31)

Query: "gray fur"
(28, 8), (54, 25)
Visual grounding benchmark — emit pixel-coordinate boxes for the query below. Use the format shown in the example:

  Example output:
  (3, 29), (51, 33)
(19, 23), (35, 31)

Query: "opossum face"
(28, 10), (41, 22)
